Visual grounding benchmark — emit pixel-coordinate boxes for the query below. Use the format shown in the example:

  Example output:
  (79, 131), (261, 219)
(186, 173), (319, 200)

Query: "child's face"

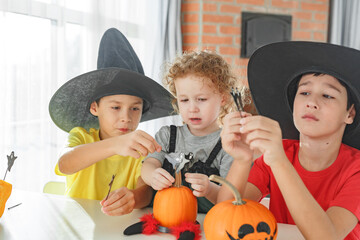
(174, 74), (226, 136)
(293, 74), (355, 139)
(90, 94), (143, 140)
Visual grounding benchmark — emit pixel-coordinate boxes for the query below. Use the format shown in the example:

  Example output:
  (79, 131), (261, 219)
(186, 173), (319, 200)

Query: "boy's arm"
(217, 111), (261, 203)
(100, 177), (153, 216)
(59, 137), (119, 174)
(270, 158), (357, 240)
(240, 115), (358, 239)
(217, 160), (260, 203)
(132, 176), (154, 209)
(59, 130), (161, 174)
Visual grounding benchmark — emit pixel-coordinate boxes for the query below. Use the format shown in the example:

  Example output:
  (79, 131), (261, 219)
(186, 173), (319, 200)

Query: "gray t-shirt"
(145, 125), (233, 177)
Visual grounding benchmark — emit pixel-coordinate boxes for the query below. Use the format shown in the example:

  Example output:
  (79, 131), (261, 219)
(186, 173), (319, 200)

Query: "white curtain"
(138, 0), (183, 136)
(0, 0), (182, 192)
(330, 0), (360, 49)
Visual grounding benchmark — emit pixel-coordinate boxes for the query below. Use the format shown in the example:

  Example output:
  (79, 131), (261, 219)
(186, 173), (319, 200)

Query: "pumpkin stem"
(209, 175), (246, 205)
(174, 171), (182, 188)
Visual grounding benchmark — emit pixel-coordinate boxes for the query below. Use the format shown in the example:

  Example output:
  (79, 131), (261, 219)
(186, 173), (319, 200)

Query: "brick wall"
(181, 0), (330, 87)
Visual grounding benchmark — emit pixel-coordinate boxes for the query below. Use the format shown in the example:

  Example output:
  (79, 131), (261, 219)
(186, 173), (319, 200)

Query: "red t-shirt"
(248, 139), (360, 240)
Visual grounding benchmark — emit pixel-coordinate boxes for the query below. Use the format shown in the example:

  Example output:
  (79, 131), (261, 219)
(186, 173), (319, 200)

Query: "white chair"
(43, 181), (65, 195)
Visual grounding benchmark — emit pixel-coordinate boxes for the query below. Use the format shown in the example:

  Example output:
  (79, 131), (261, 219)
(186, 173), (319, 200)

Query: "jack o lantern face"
(226, 222), (277, 240)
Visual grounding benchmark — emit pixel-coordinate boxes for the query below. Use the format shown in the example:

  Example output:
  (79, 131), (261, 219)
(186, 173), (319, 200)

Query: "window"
(0, 0), (155, 192)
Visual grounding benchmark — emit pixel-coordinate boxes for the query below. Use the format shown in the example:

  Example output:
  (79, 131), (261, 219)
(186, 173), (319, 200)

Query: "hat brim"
(49, 68), (174, 132)
(248, 41), (360, 149)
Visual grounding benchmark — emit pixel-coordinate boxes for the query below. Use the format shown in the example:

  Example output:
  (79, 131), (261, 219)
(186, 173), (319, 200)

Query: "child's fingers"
(101, 187), (126, 207)
(227, 125), (244, 135)
(239, 115), (280, 134)
(185, 173), (206, 184)
(192, 189), (204, 197)
(102, 191), (135, 216)
(224, 111), (241, 121)
(151, 174), (173, 190)
(240, 111), (252, 118)
(244, 129), (274, 145)
(190, 183), (205, 192)
(137, 131), (162, 152)
(131, 132), (162, 154)
(221, 131), (242, 145)
(156, 168), (175, 183)
(102, 203), (133, 216)
(247, 138), (270, 153)
(131, 142), (149, 157)
(223, 113), (241, 126)
(127, 149), (141, 159)
(248, 136), (283, 155)
(223, 111), (250, 128)
(151, 168), (174, 190)
(191, 184), (207, 197)
(151, 181), (170, 191)
(185, 173), (208, 197)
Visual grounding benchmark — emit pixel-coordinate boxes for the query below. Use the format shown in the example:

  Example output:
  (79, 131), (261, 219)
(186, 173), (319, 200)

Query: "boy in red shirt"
(219, 42), (360, 239)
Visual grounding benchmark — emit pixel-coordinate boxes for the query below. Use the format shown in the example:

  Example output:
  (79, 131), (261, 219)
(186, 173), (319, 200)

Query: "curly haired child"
(141, 50), (242, 213)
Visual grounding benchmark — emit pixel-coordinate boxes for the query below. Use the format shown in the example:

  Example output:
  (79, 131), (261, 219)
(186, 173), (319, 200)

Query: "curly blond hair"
(163, 50), (239, 125)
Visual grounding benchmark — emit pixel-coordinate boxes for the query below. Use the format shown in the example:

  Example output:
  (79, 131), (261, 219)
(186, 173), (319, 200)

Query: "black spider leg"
(230, 87), (244, 112)
(235, 87), (244, 112)
(231, 87), (241, 111)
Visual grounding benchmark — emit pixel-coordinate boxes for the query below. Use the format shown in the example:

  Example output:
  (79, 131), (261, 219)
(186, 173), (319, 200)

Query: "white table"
(0, 190), (304, 240)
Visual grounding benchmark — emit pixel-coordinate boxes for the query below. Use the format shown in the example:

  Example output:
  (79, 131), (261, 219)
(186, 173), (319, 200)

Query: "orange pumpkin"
(204, 175), (277, 240)
(153, 171), (197, 228)
(0, 180), (12, 218)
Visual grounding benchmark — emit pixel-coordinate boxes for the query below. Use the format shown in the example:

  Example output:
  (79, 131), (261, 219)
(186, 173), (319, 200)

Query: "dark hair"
(287, 72), (357, 138)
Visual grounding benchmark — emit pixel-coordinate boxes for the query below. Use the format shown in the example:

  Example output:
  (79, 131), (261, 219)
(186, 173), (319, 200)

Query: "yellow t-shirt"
(55, 127), (144, 200)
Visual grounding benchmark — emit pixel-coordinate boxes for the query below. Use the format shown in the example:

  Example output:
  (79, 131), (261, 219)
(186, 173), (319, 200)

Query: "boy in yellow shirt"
(49, 28), (173, 216)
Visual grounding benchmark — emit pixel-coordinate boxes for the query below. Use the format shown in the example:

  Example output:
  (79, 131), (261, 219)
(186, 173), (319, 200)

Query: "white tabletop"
(0, 190), (304, 240)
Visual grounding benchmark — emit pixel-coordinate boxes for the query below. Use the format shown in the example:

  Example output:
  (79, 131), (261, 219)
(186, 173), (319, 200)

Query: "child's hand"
(239, 115), (286, 166)
(185, 173), (210, 197)
(150, 167), (174, 190)
(221, 111), (254, 163)
(114, 130), (161, 158)
(100, 187), (135, 216)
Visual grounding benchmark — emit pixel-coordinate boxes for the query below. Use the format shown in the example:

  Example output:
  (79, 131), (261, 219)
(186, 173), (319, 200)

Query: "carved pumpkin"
(153, 171), (197, 228)
(204, 175), (277, 240)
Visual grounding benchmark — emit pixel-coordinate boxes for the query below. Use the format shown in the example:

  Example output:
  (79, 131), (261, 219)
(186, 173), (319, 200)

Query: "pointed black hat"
(248, 41), (360, 149)
(49, 28), (173, 132)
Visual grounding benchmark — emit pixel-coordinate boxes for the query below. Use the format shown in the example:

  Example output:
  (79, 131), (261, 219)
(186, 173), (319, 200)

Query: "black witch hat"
(248, 41), (360, 149)
(49, 28), (173, 132)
